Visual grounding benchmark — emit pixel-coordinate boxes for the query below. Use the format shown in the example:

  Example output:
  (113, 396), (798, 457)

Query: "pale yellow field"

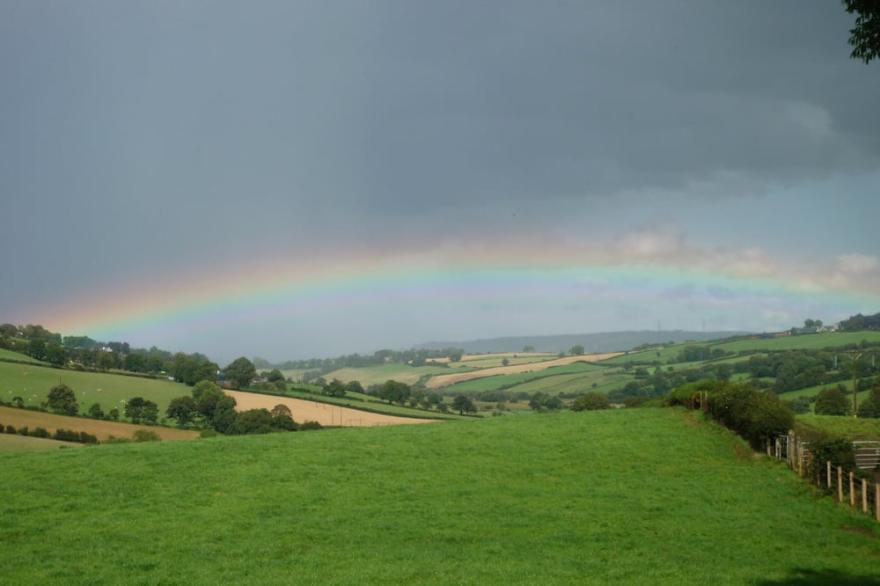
(425, 352), (624, 389)
(0, 406), (199, 442)
(225, 390), (436, 427)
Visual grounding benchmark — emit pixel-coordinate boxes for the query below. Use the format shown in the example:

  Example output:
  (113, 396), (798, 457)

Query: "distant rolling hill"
(417, 330), (750, 354)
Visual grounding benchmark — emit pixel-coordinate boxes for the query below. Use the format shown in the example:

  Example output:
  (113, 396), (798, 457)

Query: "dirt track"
(225, 390), (436, 427)
(425, 352), (623, 389)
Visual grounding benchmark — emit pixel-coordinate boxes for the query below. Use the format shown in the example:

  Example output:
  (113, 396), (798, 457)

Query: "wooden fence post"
(875, 483), (879, 522)
(849, 472), (856, 507)
(862, 479), (869, 514)
(826, 461), (832, 489)
(838, 466), (844, 502)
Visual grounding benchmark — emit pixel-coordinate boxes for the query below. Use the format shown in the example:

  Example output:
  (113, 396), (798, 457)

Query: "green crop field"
(444, 362), (609, 394)
(777, 380), (872, 407)
(711, 331), (880, 354)
(325, 363), (469, 386)
(0, 347), (44, 364)
(503, 370), (635, 396)
(0, 361), (191, 419)
(602, 331), (880, 367)
(2, 408), (878, 584)
(795, 413), (880, 440)
(0, 433), (82, 453)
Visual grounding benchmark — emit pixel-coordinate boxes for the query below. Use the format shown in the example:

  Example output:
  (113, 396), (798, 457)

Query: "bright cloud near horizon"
(1, 1), (879, 363)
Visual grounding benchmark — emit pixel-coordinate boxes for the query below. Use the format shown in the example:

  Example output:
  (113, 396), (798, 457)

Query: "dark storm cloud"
(1, 0), (879, 358)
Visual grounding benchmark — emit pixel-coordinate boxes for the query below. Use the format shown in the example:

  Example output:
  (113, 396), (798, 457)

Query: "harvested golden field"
(0, 406), (199, 442)
(225, 390), (436, 427)
(425, 352), (623, 389)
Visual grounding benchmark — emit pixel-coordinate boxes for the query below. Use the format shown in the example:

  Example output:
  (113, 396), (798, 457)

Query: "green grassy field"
(1, 408), (877, 584)
(795, 414), (880, 440)
(0, 361), (191, 418)
(0, 347), (44, 364)
(603, 331), (880, 366)
(711, 331), (880, 354)
(777, 380), (872, 407)
(325, 363), (469, 386)
(444, 362), (610, 394)
(0, 433), (82, 452)
(503, 370), (634, 396)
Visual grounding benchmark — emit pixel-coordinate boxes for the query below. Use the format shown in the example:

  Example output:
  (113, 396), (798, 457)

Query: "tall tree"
(224, 357), (257, 389)
(47, 384), (78, 415)
(844, 0), (880, 63)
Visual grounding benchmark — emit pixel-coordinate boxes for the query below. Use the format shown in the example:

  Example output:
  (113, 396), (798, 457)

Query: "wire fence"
(770, 431), (880, 523)
(686, 392), (880, 523)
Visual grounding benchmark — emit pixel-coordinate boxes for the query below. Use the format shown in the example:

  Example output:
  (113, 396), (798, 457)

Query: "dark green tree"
(224, 357), (256, 389)
(452, 394), (476, 415)
(570, 344), (585, 356)
(844, 0), (880, 63)
(166, 396), (198, 425)
(571, 392), (610, 411)
(87, 402), (104, 419)
(814, 385), (850, 416)
(47, 384), (78, 415)
(266, 369), (285, 383)
(125, 397), (159, 424)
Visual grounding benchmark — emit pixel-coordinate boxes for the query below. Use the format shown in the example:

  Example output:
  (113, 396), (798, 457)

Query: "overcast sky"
(1, 1), (879, 362)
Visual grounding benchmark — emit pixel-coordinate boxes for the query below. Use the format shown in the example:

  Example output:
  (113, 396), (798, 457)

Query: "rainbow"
(25, 246), (880, 340)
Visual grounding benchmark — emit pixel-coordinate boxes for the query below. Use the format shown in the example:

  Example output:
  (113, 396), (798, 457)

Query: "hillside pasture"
(1, 409), (878, 583)
(795, 413), (880, 440)
(323, 363), (464, 386)
(426, 352), (622, 389)
(711, 331), (880, 354)
(506, 370), (635, 396)
(441, 361), (607, 394)
(0, 361), (191, 419)
(0, 406), (199, 442)
(0, 433), (82, 452)
(0, 347), (45, 364)
(225, 390), (436, 427)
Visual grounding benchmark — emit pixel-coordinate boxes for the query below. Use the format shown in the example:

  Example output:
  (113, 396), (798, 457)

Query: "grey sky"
(1, 1), (878, 362)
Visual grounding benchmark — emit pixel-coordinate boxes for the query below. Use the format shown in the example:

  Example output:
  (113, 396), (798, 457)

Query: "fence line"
(687, 392), (879, 523)
(769, 430), (879, 523)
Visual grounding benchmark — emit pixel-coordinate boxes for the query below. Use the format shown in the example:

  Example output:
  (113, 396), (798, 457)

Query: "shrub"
(571, 392), (610, 411)
(707, 383), (794, 450)
(814, 386), (850, 416)
(299, 420), (323, 431)
(18, 426), (29, 436)
(30, 427), (49, 438)
(6, 424), (16, 434)
(132, 430), (160, 442)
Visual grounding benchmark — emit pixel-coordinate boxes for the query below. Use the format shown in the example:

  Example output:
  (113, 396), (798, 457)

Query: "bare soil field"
(225, 390), (437, 427)
(425, 352), (623, 389)
(0, 406), (199, 441)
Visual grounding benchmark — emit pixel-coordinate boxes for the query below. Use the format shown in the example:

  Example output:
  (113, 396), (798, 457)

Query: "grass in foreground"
(1, 409), (878, 584)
